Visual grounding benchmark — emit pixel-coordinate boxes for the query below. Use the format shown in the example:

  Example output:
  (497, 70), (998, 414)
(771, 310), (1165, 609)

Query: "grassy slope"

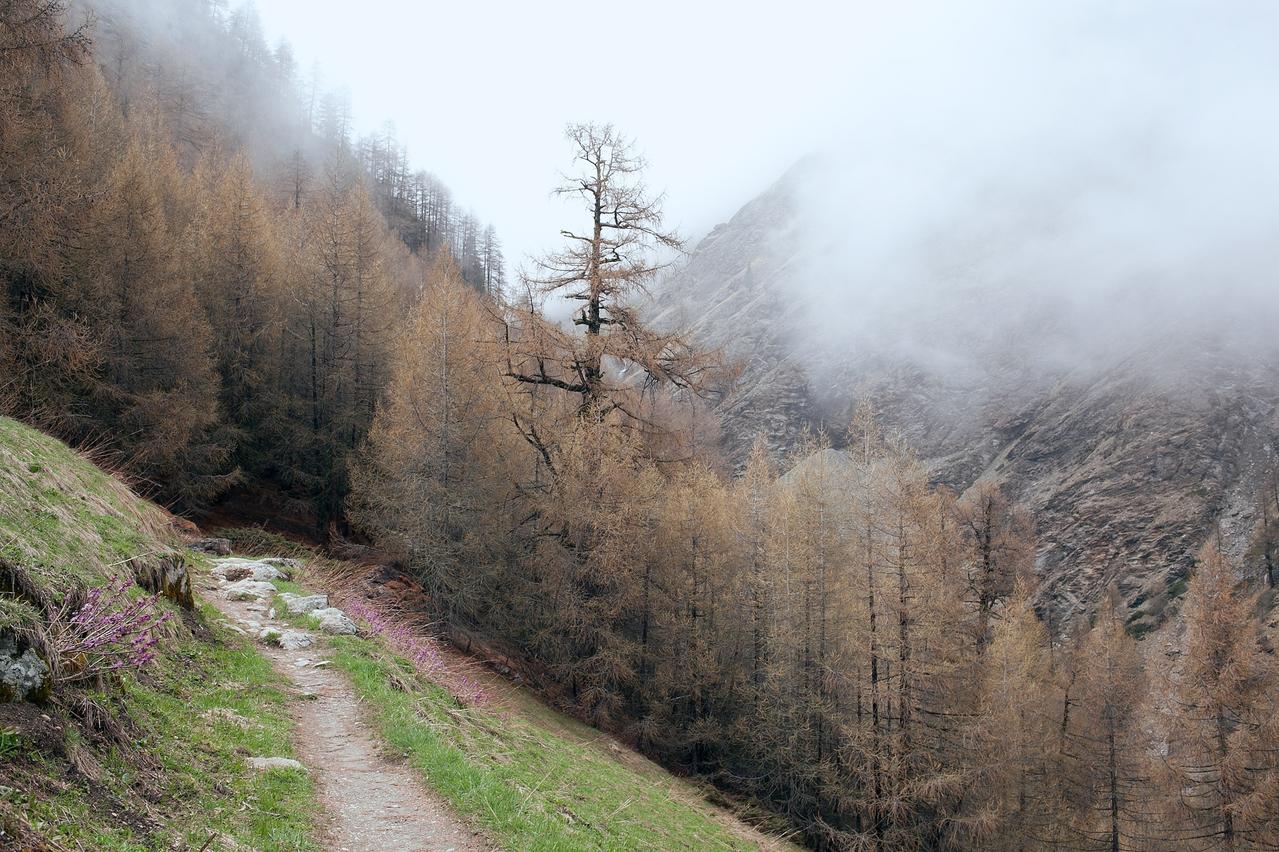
(258, 552), (797, 851)
(330, 638), (772, 851)
(0, 416), (792, 850)
(0, 417), (172, 603)
(0, 416), (317, 849)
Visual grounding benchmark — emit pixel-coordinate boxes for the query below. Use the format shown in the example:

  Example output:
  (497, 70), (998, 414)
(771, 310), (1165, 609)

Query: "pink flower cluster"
(54, 576), (173, 684)
(338, 595), (487, 705)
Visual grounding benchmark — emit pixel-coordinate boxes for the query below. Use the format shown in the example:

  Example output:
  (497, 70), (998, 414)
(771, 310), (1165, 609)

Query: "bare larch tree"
(504, 123), (716, 429)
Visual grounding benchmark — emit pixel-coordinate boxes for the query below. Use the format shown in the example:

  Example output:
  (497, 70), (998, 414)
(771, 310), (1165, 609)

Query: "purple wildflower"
(334, 593), (487, 705)
(51, 575), (172, 685)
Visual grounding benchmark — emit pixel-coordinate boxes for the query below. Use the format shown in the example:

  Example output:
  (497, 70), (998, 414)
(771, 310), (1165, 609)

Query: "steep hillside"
(0, 416), (318, 848)
(0, 416), (794, 850)
(653, 169), (1279, 622)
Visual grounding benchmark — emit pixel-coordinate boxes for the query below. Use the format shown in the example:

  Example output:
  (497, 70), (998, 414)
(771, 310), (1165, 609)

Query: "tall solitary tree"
(503, 123), (714, 433)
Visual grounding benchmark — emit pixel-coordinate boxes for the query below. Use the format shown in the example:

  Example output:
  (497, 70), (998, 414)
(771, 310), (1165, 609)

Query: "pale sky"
(250, 0), (1279, 343)
(250, 0), (878, 267)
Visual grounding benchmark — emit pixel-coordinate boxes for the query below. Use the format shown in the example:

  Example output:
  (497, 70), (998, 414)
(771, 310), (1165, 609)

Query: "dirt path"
(207, 584), (487, 852)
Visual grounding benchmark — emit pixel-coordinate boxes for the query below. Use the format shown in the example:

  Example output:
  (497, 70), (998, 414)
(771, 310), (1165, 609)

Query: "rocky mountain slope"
(652, 167), (1279, 625)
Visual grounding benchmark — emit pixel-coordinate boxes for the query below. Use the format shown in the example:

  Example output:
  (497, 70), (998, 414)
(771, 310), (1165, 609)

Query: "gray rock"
(0, 635), (49, 703)
(276, 592), (328, 615)
(189, 537), (231, 556)
(222, 579), (277, 602)
(259, 628), (314, 651)
(261, 557), (302, 576)
(211, 558), (286, 583)
(247, 756), (306, 772)
(310, 607), (357, 635)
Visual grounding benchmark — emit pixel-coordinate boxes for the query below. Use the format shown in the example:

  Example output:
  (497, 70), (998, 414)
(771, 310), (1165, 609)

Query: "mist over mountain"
(738, 0), (1278, 375)
(657, 175), (1279, 629)
(652, 1), (1279, 622)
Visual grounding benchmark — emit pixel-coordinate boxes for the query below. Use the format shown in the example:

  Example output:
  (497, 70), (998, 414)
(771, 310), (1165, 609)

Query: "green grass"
(0, 418), (321, 848)
(14, 607), (318, 850)
(0, 415), (176, 603)
(328, 635), (760, 851)
(0, 727), (22, 760)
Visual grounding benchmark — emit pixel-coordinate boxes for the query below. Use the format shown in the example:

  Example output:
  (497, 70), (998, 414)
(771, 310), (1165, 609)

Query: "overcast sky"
(250, 0), (875, 266)
(251, 0), (1279, 356)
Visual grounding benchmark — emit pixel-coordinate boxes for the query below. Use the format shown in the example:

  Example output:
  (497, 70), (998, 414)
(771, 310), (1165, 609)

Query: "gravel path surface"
(208, 582), (488, 852)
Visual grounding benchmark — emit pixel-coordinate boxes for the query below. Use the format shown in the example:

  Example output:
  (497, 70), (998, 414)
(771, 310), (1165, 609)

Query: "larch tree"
(502, 122), (716, 446)
(958, 480), (1034, 650)
(963, 579), (1063, 850)
(737, 436), (777, 697)
(79, 116), (227, 506)
(0, 0), (96, 424)
(1065, 591), (1153, 851)
(1167, 541), (1279, 850)
(349, 249), (511, 620)
(192, 152), (284, 478)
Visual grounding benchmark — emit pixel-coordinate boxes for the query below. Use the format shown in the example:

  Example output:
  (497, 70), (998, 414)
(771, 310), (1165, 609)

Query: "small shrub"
(48, 576), (172, 686)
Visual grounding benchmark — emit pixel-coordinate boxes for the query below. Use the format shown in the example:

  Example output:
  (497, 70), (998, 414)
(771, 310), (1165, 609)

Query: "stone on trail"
(261, 557), (302, 574)
(222, 579), (277, 601)
(276, 592), (328, 615)
(247, 756), (306, 772)
(310, 607), (358, 635)
(259, 627), (314, 651)
(210, 557), (288, 583)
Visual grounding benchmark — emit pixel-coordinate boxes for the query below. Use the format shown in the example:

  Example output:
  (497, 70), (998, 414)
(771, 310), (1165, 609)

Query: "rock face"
(648, 166), (820, 462)
(0, 635), (49, 703)
(653, 165), (1279, 623)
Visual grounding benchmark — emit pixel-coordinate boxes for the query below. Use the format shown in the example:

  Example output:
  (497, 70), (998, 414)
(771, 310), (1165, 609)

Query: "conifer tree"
(1065, 591), (1152, 851)
(349, 249), (510, 618)
(1167, 542), (1279, 849)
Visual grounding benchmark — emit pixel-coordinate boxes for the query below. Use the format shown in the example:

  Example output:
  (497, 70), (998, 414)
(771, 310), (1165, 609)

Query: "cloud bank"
(786, 0), (1279, 377)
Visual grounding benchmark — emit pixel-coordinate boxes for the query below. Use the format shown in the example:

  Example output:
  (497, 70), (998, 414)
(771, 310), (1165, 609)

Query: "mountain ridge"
(654, 163), (1279, 623)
